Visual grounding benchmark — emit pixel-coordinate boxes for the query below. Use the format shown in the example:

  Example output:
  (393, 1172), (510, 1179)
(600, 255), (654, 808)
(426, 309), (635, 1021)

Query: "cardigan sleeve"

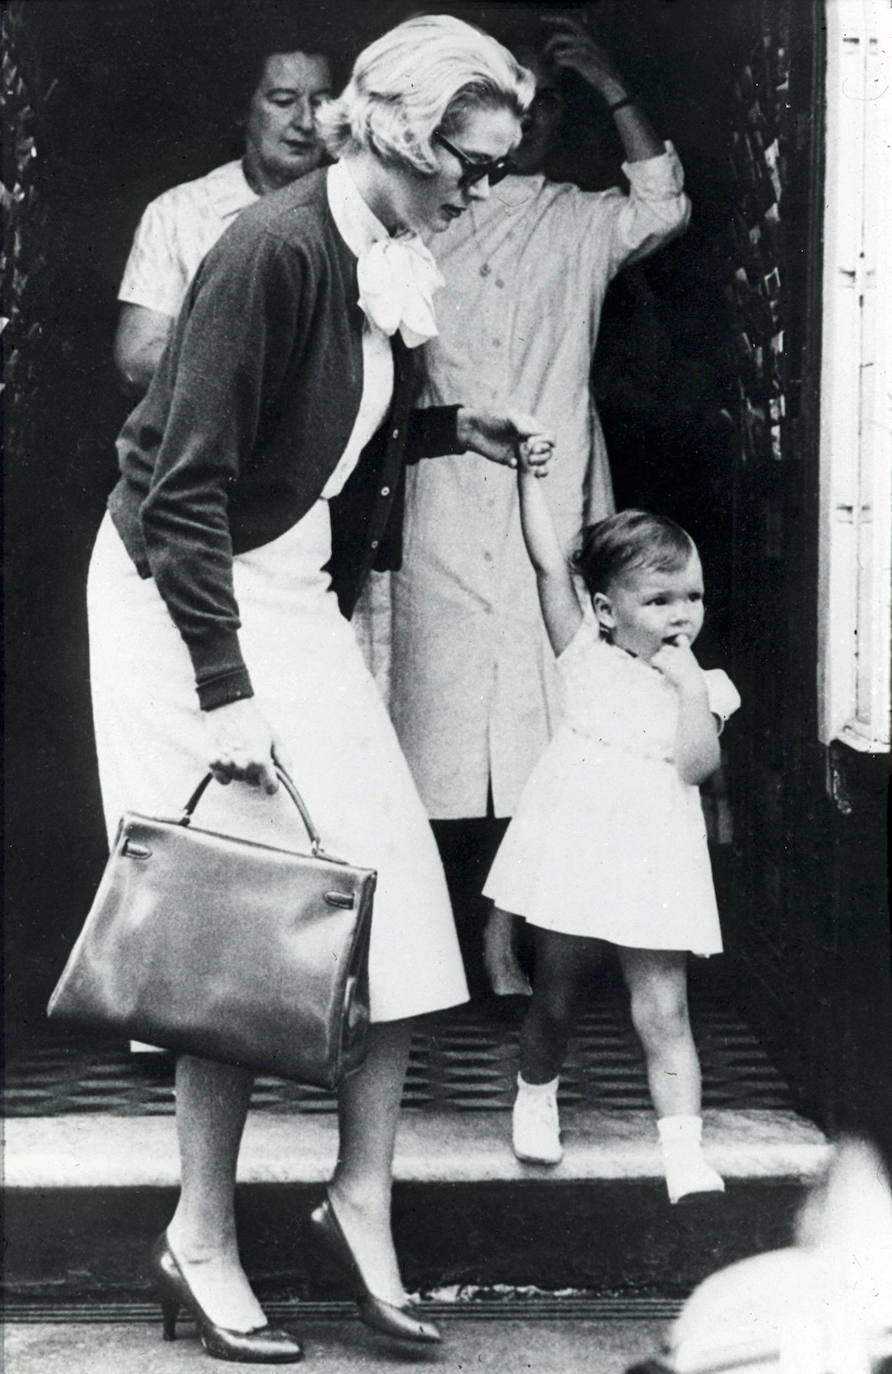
(404, 404), (464, 461)
(138, 230), (309, 711)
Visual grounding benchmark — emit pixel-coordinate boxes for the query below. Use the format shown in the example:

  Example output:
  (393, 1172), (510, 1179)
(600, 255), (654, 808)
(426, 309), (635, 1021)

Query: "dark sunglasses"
(433, 130), (515, 189)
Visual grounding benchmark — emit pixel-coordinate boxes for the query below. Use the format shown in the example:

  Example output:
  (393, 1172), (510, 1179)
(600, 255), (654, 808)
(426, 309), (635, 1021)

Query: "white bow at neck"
(356, 235), (444, 348)
(327, 160), (444, 349)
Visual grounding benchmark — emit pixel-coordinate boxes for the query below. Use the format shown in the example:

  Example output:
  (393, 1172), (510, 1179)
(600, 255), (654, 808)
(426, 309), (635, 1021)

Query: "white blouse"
(321, 161), (396, 500)
(118, 160), (258, 316)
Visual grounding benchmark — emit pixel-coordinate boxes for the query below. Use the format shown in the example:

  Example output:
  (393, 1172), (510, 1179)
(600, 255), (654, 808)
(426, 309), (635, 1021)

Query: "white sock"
(657, 1114), (725, 1204)
(517, 1074), (559, 1096)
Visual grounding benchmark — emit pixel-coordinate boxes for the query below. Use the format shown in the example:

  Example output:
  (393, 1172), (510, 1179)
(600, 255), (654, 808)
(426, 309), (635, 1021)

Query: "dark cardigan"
(108, 170), (462, 710)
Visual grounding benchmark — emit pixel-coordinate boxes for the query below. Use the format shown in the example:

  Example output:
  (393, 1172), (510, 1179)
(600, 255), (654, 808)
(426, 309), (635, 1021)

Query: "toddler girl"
(483, 457), (739, 1203)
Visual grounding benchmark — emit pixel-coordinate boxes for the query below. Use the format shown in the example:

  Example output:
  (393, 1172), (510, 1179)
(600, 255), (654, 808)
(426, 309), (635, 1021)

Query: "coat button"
(370, 539), (380, 550)
(392, 428), (400, 440)
(381, 486), (390, 497)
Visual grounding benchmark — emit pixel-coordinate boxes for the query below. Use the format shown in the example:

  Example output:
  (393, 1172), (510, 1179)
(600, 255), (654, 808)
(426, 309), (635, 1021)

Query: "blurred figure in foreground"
(628, 1120), (892, 1373)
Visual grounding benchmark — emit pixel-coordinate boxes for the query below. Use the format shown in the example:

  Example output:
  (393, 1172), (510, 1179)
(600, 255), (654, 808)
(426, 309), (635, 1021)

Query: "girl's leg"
(484, 906), (532, 997)
(513, 928), (597, 1164)
(519, 927), (594, 1083)
(327, 1017), (414, 1306)
(617, 947), (723, 1202)
(165, 1054), (267, 1330)
(616, 948), (700, 1117)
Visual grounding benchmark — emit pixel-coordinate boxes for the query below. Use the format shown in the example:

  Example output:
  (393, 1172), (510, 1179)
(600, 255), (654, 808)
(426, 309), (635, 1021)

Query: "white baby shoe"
(512, 1075), (563, 1165)
(658, 1114), (725, 1204)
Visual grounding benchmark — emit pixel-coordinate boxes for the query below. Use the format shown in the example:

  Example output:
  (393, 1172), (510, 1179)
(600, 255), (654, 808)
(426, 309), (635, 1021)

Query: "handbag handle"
(179, 765), (324, 857)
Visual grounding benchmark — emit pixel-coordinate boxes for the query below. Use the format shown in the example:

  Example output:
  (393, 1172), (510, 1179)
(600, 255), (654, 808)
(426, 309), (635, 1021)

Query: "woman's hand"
(541, 13), (625, 102)
(457, 406), (555, 473)
(202, 698), (289, 794)
(541, 12), (663, 163)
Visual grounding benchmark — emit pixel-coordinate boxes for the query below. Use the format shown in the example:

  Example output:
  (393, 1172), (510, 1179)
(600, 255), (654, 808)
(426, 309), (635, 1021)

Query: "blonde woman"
(88, 16), (545, 1363)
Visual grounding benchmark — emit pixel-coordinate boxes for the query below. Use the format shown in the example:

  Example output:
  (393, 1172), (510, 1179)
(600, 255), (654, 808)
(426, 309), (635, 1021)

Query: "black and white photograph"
(3, 1), (891, 1370)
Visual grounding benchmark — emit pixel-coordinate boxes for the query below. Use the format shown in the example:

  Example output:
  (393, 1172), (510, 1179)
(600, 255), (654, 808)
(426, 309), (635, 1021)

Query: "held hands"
(203, 697), (291, 794)
(458, 406), (555, 476)
(541, 13), (625, 101)
(517, 436), (554, 479)
(650, 635), (707, 692)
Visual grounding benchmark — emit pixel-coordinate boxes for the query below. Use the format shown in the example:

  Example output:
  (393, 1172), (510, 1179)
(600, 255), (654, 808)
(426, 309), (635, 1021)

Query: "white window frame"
(817, 0), (892, 752)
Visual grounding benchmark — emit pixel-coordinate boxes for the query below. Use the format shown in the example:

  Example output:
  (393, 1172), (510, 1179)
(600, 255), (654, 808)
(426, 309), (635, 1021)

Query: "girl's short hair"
(573, 509), (697, 598)
(315, 14), (534, 174)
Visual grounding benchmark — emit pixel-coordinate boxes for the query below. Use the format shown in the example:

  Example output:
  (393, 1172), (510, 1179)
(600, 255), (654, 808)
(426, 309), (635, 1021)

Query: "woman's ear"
(592, 591), (614, 633)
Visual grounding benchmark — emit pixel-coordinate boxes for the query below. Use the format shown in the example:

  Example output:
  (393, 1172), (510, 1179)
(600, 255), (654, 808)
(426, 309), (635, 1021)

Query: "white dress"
(483, 624), (740, 955)
(87, 163), (469, 1024)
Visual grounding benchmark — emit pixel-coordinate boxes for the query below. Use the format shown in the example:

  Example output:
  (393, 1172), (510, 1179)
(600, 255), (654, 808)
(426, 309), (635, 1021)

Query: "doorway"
(3, 0), (886, 1130)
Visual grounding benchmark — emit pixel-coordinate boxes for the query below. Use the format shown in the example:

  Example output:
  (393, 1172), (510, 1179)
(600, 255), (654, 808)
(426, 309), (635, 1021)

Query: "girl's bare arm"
(518, 466), (583, 656)
(651, 638), (721, 785)
(673, 683), (721, 785)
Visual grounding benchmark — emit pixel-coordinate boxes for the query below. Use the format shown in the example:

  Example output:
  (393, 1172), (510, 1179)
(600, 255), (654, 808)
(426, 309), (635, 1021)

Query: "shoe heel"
(160, 1294), (179, 1341)
(306, 1205), (351, 1290)
(150, 1231), (303, 1362)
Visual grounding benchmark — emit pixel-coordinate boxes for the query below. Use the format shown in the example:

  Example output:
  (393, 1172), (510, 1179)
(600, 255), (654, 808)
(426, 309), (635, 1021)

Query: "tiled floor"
(4, 967), (794, 1118)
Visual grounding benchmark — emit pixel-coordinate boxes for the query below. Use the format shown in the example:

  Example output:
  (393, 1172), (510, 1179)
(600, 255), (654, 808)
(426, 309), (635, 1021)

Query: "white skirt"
(87, 510), (469, 1022)
(483, 725), (723, 955)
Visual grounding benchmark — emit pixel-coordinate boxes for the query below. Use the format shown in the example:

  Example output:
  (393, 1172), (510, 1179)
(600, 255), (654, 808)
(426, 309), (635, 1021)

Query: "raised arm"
(517, 464), (583, 657)
(542, 14), (663, 164)
(543, 14), (689, 276)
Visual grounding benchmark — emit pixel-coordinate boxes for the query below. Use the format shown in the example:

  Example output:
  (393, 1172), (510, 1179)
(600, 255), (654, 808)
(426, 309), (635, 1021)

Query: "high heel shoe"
(308, 1195), (441, 1345)
(150, 1233), (304, 1363)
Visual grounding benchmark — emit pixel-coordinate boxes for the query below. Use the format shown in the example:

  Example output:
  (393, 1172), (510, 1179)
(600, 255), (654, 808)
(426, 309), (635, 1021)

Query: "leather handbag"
(47, 767), (375, 1088)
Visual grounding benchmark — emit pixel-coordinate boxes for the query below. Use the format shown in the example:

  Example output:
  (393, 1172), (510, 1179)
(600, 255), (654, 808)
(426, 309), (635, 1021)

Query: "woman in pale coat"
(88, 17), (547, 1362)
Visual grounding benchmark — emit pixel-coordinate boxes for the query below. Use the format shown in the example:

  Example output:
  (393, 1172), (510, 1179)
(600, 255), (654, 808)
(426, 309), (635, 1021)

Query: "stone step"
(4, 1106), (828, 1304)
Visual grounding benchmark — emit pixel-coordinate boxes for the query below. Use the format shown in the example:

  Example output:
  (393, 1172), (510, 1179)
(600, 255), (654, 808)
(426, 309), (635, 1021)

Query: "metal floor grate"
(4, 968), (794, 1117)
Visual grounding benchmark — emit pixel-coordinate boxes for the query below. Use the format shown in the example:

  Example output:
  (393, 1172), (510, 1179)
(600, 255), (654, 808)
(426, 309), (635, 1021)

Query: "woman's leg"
(165, 1054), (267, 1330)
(519, 927), (595, 1083)
(617, 947), (723, 1201)
(616, 947), (700, 1117)
(327, 1017), (414, 1306)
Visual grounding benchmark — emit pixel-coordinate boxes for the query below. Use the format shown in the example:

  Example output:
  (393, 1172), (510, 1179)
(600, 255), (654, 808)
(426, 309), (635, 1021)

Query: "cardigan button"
(380, 486), (391, 497)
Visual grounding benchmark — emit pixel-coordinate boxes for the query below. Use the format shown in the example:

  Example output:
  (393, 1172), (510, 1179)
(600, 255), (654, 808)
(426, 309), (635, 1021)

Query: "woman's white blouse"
(321, 161), (396, 500)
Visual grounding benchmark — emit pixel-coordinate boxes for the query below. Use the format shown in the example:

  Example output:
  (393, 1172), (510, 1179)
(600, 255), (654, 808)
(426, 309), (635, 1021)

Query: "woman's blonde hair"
(316, 14), (534, 174)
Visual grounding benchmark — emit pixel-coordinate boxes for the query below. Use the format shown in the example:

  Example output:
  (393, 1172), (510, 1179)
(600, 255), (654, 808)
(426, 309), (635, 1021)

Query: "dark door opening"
(4, 0), (887, 1129)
